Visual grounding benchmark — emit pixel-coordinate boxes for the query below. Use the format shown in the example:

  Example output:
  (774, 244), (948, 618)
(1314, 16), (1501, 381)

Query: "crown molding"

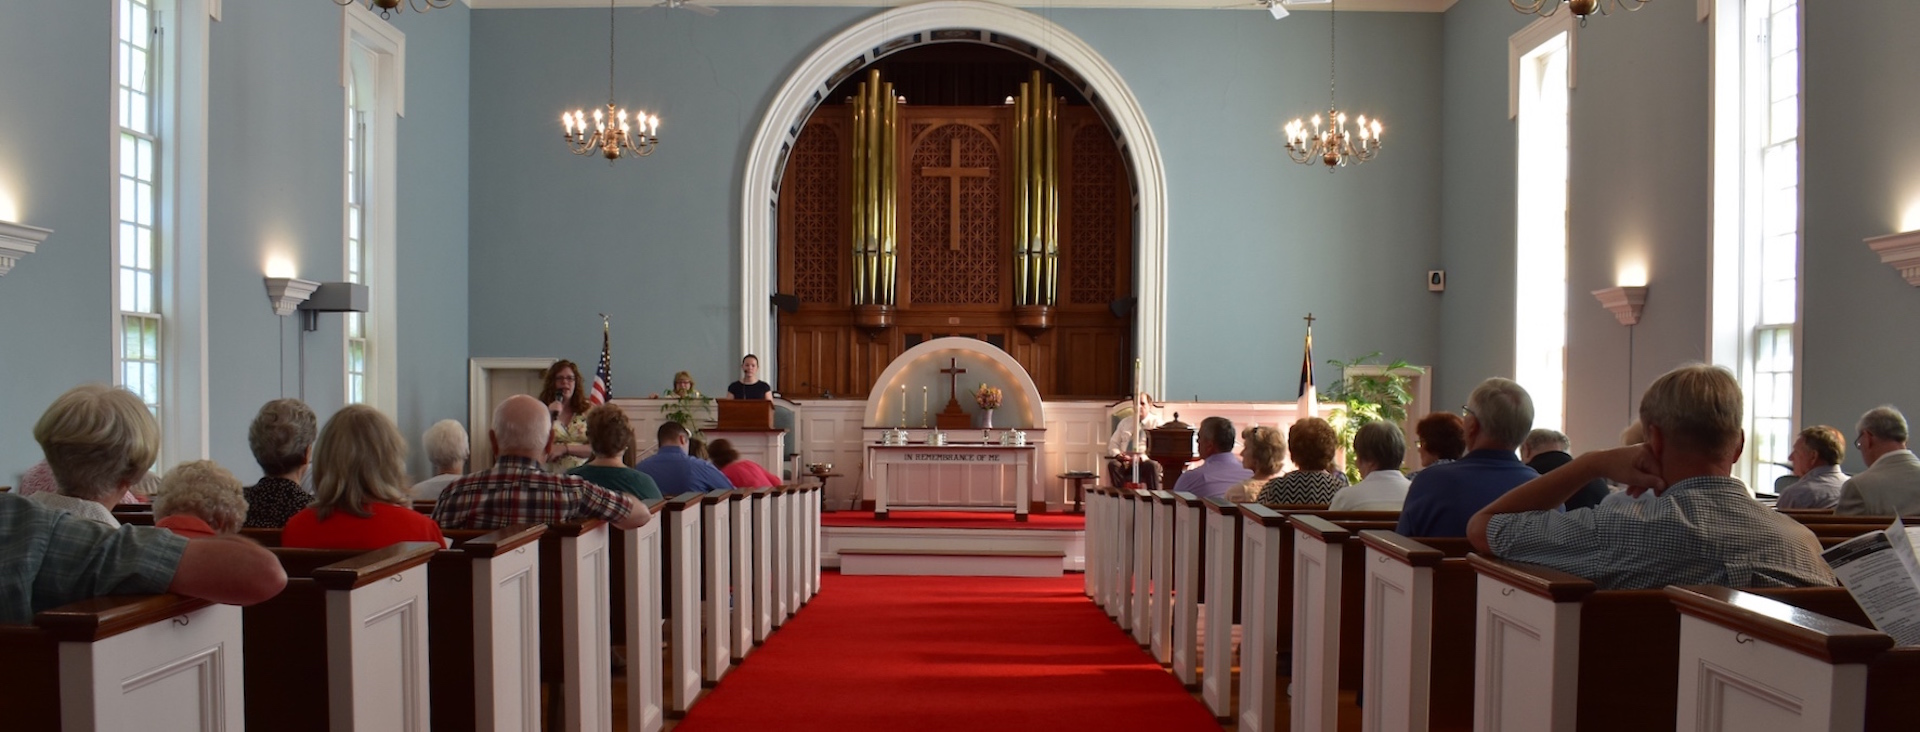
(467, 0), (1455, 11)
(0, 220), (52, 278)
(1865, 229), (1920, 287)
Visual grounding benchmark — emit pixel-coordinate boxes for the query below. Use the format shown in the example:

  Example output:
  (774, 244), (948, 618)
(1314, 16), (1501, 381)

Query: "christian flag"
(1297, 318), (1315, 398)
(589, 318), (613, 406)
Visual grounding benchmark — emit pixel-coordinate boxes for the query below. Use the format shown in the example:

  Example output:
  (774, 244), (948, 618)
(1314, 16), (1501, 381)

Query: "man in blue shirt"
(1171, 416), (1253, 500)
(637, 420), (734, 496)
(1396, 378), (1539, 537)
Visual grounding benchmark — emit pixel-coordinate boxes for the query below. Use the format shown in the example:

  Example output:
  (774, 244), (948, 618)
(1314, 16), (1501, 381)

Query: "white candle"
(922, 386), (928, 426)
(900, 384), (907, 426)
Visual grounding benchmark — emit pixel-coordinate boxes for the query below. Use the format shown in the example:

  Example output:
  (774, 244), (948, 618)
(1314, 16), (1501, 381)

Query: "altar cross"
(940, 358), (968, 406)
(921, 137), (991, 250)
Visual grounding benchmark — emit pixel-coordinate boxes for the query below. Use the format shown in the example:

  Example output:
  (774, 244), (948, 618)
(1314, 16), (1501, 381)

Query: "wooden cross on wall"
(921, 137), (990, 251)
(940, 358), (968, 407)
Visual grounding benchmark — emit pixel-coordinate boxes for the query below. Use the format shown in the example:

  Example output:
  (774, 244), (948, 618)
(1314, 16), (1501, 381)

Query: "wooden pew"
(769, 487), (792, 627)
(1238, 504), (1290, 732)
(0, 595), (244, 731)
(244, 543), (438, 732)
(1200, 496), (1243, 722)
(537, 521), (614, 732)
(700, 492), (734, 684)
(659, 493), (703, 716)
(1169, 491), (1205, 690)
(804, 482), (822, 600)
(749, 488), (774, 643)
(1084, 486), (1105, 601)
(1130, 488), (1156, 647)
(1665, 586), (1920, 732)
(1147, 490), (1178, 664)
(1358, 531), (1476, 732)
(1280, 513), (1402, 732)
(1115, 488), (1141, 630)
(622, 501), (669, 732)
(727, 490), (754, 664)
(432, 525), (545, 732)
(1467, 555), (1865, 732)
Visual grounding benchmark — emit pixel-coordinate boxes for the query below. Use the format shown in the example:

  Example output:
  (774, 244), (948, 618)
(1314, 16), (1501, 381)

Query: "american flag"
(589, 317), (612, 406)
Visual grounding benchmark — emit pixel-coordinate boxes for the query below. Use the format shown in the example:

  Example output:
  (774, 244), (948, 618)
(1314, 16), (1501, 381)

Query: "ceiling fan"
(654, 0), (718, 16)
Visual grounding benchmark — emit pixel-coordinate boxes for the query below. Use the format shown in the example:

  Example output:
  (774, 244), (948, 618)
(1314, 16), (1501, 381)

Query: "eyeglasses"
(1460, 405), (1476, 419)
(1856, 434), (1869, 449)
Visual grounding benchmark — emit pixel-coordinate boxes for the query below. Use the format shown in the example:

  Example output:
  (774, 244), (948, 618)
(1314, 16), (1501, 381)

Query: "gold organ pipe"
(1046, 88), (1059, 306)
(866, 73), (880, 305)
(1013, 80), (1028, 305)
(882, 83), (897, 305)
(850, 84), (866, 305)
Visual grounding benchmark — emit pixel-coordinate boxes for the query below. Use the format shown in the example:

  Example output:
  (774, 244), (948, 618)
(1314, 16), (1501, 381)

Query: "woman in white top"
(410, 419), (469, 502)
(1329, 420), (1412, 511)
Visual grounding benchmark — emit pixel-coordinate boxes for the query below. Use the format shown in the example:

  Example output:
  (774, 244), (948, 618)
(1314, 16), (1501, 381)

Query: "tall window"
(345, 73), (368, 404)
(1513, 23), (1571, 433)
(1712, 0), (1800, 486)
(117, 0), (163, 418)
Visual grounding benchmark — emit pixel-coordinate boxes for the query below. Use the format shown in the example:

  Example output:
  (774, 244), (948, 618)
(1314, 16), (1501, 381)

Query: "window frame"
(1509, 13), (1576, 434)
(341, 6), (403, 417)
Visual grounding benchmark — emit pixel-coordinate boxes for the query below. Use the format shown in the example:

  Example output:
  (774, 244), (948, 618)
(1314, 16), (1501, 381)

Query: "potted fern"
(1322, 353), (1423, 483)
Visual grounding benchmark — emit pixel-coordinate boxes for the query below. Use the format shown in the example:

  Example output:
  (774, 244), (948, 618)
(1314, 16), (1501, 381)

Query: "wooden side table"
(1059, 472), (1096, 513)
(810, 472), (847, 511)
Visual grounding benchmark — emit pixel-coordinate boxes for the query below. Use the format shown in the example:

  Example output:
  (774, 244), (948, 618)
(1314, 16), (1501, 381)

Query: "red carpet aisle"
(674, 573), (1219, 732)
(820, 510), (1086, 531)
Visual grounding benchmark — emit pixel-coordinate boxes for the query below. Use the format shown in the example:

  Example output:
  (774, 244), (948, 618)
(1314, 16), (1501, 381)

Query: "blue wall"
(466, 7), (1446, 403)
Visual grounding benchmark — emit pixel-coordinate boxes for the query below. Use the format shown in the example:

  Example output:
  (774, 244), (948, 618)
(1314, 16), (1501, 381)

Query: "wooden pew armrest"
(1290, 514), (1352, 542)
(311, 542), (441, 591)
(1665, 585), (1893, 665)
(1466, 553), (1596, 602)
(456, 524), (546, 557)
(1241, 503), (1291, 528)
(1359, 530), (1445, 567)
(544, 519), (609, 538)
(34, 594), (215, 642)
(1203, 496), (1241, 516)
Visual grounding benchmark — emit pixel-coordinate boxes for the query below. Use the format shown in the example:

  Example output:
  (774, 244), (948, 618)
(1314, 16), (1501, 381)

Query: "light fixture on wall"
(1283, 0), (1383, 170)
(335, 0), (452, 21)
(1865, 229), (1920, 287)
(1593, 283), (1648, 423)
(296, 282), (370, 332)
(264, 276), (320, 316)
(1511, 0), (1649, 25)
(561, 0), (662, 164)
(0, 219), (52, 279)
(1263, 0), (1290, 20)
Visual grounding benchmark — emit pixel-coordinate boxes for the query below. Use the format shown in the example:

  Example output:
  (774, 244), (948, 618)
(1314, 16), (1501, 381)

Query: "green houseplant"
(1322, 353), (1423, 483)
(659, 389), (714, 440)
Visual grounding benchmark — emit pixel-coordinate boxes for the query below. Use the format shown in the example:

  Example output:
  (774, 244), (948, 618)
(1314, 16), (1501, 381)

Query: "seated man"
(4, 383), (286, 624)
(1105, 405), (1162, 490)
(1170, 417), (1252, 500)
(1521, 429), (1610, 511)
(1836, 406), (1920, 516)
(1776, 425), (1848, 510)
(432, 395), (649, 530)
(636, 421), (734, 496)
(1396, 378), (1539, 537)
(1468, 364), (1835, 591)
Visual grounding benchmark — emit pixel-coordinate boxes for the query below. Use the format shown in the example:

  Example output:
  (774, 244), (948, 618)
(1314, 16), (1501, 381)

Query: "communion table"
(865, 442), (1035, 521)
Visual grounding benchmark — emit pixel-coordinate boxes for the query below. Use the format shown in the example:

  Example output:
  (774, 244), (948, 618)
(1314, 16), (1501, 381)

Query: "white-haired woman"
(154, 461), (249, 538)
(282, 405), (445, 550)
(31, 384), (161, 528)
(410, 419), (470, 501)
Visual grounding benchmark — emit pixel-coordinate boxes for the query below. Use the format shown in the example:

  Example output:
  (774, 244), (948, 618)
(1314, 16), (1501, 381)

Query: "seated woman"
(31, 384), (161, 528)
(567, 404), (663, 500)
(688, 438), (711, 462)
(709, 439), (783, 489)
(1258, 417), (1349, 505)
(1413, 412), (1468, 470)
(540, 360), (592, 474)
(154, 460), (249, 538)
(726, 354), (774, 400)
(1226, 426), (1287, 503)
(668, 370), (698, 398)
(1329, 421), (1412, 511)
(282, 405), (446, 550)
(243, 398), (317, 528)
(410, 419), (469, 502)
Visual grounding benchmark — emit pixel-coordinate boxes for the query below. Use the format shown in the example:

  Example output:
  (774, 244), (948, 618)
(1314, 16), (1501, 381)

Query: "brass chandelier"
(561, 0), (662, 163)
(1283, 0), (1381, 170)
(334, 0), (452, 20)
(1511, 0), (1651, 25)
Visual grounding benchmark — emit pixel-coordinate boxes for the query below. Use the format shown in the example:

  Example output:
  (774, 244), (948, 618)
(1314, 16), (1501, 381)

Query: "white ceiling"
(466, 0), (1458, 12)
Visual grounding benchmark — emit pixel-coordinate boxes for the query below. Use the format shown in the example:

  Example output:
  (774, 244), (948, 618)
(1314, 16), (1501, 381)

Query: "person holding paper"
(1468, 364), (1835, 591)
(1836, 406), (1920, 516)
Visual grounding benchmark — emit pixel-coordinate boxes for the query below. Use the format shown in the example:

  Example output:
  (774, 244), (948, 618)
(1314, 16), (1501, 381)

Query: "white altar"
(867, 443), (1036, 520)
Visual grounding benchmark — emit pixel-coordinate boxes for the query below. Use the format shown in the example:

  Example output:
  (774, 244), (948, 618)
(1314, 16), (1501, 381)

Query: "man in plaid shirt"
(1468, 364), (1834, 591)
(433, 395), (650, 531)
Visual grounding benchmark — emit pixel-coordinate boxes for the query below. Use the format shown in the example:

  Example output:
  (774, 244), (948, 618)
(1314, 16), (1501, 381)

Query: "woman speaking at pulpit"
(726, 354), (775, 400)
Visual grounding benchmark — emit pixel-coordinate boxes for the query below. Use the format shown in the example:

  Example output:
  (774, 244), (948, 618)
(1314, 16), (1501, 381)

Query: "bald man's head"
(492, 394), (553, 459)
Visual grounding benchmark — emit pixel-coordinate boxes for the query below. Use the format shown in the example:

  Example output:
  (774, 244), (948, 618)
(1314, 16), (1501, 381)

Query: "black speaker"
(1109, 296), (1137, 319)
(770, 293), (801, 313)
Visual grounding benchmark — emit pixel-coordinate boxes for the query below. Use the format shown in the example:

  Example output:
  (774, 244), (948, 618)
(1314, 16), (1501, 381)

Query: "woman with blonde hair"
(31, 383), (161, 527)
(1226, 426), (1287, 502)
(154, 460), (249, 538)
(1258, 417), (1349, 505)
(539, 360), (593, 474)
(282, 405), (445, 550)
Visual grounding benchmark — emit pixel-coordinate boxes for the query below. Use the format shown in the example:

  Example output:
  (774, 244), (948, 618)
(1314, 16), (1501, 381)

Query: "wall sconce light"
(264, 276), (320, 316)
(0, 220), (53, 278)
(1592, 285), (1649, 326)
(1864, 229), (1920, 287)
(296, 281), (369, 331)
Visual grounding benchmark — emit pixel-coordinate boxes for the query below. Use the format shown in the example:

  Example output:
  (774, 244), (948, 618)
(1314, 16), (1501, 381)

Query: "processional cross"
(921, 137), (990, 251)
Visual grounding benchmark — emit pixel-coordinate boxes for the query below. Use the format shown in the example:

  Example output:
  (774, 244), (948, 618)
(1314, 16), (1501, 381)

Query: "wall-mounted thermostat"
(1427, 270), (1446, 292)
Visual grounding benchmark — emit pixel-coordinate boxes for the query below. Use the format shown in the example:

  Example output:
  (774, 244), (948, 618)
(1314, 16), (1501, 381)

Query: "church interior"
(3, 0), (1920, 728)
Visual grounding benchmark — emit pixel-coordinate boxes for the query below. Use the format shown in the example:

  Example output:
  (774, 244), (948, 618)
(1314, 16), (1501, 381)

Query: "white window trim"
(1511, 20), (1572, 434)
(343, 5), (403, 417)
(110, 0), (211, 466)
(1509, 12), (1575, 120)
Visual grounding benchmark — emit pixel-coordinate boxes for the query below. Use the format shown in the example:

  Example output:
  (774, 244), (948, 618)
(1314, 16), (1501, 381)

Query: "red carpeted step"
(674, 573), (1218, 731)
(822, 511), (1086, 531)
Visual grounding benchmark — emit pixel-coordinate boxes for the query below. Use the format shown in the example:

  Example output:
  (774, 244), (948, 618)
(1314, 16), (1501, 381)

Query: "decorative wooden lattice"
(908, 123), (1001, 305)
(1069, 127), (1120, 304)
(790, 122), (841, 306)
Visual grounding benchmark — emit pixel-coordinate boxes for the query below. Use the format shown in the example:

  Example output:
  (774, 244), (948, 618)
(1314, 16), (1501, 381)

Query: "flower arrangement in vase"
(974, 384), (1003, 428)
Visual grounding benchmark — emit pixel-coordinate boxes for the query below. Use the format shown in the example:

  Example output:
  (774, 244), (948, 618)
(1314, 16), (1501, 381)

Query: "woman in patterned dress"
(1257, 417), (1349, 505)
(540, 359), (592, 474)
(243, 398), (317, 528)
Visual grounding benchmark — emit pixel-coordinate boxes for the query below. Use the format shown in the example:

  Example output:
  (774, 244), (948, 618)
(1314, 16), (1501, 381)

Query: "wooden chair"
(0, 595), (244, 731)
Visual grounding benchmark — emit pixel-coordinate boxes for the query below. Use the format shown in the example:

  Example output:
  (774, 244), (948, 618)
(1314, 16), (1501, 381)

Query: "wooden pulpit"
(717, 399), (775, 430)
(1148, 415), (1196, 485)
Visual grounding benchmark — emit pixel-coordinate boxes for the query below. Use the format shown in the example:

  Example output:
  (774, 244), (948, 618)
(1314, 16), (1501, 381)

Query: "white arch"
(737, 0), (1168, 394)
(861, 336), (1045, 427)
